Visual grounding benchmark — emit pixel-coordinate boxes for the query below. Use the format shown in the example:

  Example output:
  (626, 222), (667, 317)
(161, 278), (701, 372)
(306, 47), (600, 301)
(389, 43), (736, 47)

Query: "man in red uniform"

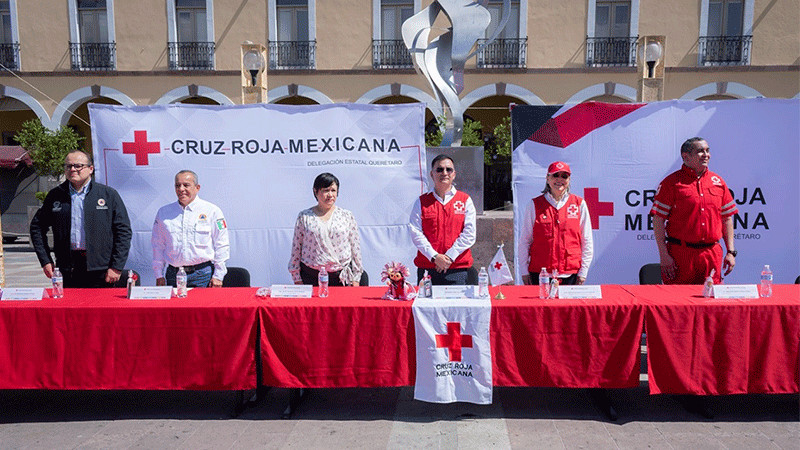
(650, 137), (738, 284)
(410, 154), (476, 285)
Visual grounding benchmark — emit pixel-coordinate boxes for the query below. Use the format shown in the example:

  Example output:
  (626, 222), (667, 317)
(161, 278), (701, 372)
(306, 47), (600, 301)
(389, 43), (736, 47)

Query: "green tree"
(425, 116), (483, 148)
(484, 115), (511, 165)
(14, 119), (84, 201)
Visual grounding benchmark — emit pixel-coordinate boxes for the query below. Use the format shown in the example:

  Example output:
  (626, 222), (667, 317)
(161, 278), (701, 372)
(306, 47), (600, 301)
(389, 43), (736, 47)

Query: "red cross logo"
(122, 130), (161, 166)
(493, 261), (503, 270)
(583, 187), (614, 230)
(435, 322), (473, 362)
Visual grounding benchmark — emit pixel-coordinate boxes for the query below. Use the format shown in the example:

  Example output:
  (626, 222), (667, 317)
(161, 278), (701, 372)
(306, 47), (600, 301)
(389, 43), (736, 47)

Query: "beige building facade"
(0, 0), (797, 140)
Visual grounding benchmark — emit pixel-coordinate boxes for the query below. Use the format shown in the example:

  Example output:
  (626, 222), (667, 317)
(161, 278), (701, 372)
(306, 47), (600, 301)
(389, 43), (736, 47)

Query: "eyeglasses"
(435, 167), (454, 173)
(549, 172), (570, 179)
(64, 164), (89, 171)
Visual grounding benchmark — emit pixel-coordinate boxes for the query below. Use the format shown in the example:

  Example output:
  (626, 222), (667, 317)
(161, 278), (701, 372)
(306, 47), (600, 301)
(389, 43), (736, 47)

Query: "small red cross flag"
(489, 243), (514, 286)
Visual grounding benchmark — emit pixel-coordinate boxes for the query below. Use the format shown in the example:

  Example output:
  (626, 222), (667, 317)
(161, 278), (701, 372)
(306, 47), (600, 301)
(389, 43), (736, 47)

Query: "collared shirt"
(650, 165), (738, 243)
(409, 186), (476, 261)
(151, 196), (230, 281)
(69, 180), (90, 250)
(518, 192), (594, 279)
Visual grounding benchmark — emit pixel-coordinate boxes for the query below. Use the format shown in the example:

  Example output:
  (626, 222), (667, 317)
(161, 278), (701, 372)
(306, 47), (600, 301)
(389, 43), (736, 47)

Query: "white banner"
(412, 297), (492, 404)
(90, 103), (426, 286)
(512, 98), (800, 284)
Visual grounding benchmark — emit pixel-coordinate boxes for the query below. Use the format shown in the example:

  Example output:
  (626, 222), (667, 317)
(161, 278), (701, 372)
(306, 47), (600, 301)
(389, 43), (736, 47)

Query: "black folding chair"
(223, 267), (251, 287)
(639, 263), (662, 285)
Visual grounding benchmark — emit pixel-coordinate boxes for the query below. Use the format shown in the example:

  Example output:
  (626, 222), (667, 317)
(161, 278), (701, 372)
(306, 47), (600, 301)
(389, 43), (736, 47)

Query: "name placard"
(713, 284), (759, 299)
(129, 286), (174, 299)
(432, 285), (477, 299)
(557, 285), (603, 299)
(271, 284), (313, 298)
(0, 288), (45, 301)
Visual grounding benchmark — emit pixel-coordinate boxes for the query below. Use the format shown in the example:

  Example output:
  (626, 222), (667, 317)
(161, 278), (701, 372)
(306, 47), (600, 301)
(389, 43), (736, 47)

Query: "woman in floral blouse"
(288, 172), (364, 286)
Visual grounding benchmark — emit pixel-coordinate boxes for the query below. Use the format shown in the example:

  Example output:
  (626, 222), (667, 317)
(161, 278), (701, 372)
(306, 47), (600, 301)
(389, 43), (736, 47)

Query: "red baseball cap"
(547, 161), (571, 175)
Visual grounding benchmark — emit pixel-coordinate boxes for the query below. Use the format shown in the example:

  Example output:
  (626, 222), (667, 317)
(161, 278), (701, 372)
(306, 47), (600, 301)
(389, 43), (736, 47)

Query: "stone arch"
(52, 85), (136, 128)
(564, 82), (637, 105)
(155, 85), (234, 105)
(267, 85), (333, 105)
(355, 83), (443, 118)
(0, 84), (50, 126)
(680, 82), (764, 100)
(461, 83), (545, 109)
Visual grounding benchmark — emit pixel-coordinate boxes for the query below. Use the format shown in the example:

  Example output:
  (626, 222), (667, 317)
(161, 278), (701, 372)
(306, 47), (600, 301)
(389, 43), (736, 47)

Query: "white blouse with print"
(288, 206), (363, 285)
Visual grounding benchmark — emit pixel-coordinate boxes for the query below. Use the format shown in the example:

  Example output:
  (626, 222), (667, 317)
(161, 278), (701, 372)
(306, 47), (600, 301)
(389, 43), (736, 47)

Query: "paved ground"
(1, 238), (798, 449)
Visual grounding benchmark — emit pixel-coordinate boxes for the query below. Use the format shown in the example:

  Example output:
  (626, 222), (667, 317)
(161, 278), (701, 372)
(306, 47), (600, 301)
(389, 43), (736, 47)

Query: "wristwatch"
(431, 254), (438, 263)
(727, 249), (737, 257)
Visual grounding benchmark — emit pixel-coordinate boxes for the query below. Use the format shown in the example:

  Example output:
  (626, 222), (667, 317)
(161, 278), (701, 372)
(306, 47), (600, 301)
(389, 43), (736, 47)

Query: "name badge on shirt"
(96, 198), (108, 210)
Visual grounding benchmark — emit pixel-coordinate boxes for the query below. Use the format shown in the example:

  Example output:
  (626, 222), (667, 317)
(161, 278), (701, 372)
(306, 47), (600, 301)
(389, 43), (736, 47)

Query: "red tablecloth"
(259, 286), (644, 389)
(0, 288), (259, 390)
(491, 285), (643, 388)
(627, 285), (800, 395)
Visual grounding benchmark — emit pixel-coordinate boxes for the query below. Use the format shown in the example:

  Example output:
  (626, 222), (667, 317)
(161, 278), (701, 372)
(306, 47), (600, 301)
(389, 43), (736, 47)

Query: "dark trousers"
(417, 267), (469, 285)
(300, 262), (344, 286)
(528, 272), (580, 286)
(63, 250), (111, 288)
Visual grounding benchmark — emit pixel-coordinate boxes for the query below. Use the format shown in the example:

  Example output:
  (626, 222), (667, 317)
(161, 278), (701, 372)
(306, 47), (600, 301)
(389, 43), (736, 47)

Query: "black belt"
(170, 261), (213, 274)
(666, 237), (717, 249)
(70, 249), (87, 257)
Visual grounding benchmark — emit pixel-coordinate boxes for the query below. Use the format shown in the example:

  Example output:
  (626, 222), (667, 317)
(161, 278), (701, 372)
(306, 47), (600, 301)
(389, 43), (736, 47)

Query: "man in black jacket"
(30, 150), (132, 288)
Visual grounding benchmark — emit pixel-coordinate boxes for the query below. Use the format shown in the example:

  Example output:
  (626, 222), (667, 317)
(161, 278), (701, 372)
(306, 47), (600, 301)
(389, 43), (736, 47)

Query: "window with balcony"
(270, 0), (315, 70)
(477, 1), (526, 69)
(373, 0), (414, 69)
(0, 1), (19, 70)
(700, 0), (752, 65)
(586, 0), (637, 67)
(70, 0), (116, 70)
(169, 0), (214, 70)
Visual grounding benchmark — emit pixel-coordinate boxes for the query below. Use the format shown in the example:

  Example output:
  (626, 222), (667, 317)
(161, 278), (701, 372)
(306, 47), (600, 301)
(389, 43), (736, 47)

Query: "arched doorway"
(464, 95), (527, 211)
(67, 97), (122, 155)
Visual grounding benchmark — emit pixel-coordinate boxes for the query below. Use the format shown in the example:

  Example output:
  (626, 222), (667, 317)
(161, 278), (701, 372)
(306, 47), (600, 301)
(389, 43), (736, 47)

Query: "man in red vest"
(410, 154), (476, 285)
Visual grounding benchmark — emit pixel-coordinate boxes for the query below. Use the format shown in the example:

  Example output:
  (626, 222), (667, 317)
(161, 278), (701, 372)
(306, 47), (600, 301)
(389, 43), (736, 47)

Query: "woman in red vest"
(518, 161), (593, 285)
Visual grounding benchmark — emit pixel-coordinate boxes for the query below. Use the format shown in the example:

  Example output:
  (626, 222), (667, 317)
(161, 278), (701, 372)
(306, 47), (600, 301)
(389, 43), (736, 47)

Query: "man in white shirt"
(409, 154), (477, 285)
(152, 170), (230, 287)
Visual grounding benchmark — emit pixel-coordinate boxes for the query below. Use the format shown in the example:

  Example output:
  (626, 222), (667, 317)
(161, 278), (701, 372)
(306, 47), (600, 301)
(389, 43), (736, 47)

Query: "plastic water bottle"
(478, 267), (489, 298)
(419, 270), (432, 297)
(538, 267), (549, 299)
(703, 269), (715, 298)
(176, 267), (188, 298)
(759, 264), (773, 298)
(548, 269), (559, 299)
(318, 266), (329, 297)
(51, 267), (64, 298)
(126, 271), (135, 298)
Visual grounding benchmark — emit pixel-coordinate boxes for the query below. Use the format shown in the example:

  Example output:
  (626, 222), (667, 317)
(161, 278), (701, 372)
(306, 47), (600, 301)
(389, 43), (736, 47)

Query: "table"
(2, 285), (796, 396)
(626, 284), (800, 395)
(0, 288), (259, 390)
(258, 286), (645, 389)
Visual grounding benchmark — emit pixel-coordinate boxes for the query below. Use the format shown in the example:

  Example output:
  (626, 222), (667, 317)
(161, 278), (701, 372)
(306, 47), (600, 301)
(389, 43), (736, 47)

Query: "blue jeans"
(165, 264), (214, 288)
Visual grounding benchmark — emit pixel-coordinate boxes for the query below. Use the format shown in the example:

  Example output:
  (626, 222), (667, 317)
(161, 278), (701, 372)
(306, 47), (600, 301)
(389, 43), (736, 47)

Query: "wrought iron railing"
(476, 38), (527, 69)
(0, 42), (20, 70)
(268, 40), (316, 70)
(586, 36), (637, 67)
(699, 35), (751, 65)
(168, 41), (215, 70)
(69, 42), (116, 71)
(372, 40), (412, 69)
